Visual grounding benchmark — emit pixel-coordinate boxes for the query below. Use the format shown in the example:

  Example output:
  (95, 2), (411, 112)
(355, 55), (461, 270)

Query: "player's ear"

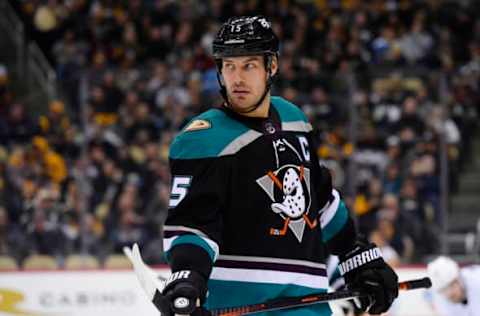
(270, 55), (278, 77)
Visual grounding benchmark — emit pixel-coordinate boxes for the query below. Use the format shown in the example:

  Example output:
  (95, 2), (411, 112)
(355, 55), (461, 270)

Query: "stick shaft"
(210, 277), (432, 316)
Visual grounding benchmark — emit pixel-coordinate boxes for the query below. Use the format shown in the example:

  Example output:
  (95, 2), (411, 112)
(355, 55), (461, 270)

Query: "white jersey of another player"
(428, 256), (480, 316)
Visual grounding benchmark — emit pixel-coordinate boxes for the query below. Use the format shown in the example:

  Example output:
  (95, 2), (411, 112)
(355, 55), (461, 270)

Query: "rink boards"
(0, 266), (437, 316)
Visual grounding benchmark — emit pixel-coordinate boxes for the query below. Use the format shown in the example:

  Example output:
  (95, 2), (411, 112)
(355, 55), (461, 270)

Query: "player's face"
(221, 55), (271, 112)
(440, 279), (465, 303)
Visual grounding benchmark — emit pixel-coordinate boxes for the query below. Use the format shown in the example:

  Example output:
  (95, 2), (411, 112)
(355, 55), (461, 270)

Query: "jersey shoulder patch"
(184, 119), (211, 131)
(271, 96), (312, 132)
(170, 109), (259, 159)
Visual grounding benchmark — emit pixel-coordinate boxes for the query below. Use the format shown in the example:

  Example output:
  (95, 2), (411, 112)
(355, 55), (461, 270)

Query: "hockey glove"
(159, 269), (210, 316)
(124, 243), (210, 316)
(339, 240), (398, 315)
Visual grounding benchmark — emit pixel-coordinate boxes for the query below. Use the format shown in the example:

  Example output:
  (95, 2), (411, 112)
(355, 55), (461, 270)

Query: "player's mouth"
(232, 89), (250, 96)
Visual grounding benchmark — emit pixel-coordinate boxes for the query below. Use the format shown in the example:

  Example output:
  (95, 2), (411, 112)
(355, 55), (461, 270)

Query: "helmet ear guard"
(216, 71), (228, 104)
(264, 54), (277, 85)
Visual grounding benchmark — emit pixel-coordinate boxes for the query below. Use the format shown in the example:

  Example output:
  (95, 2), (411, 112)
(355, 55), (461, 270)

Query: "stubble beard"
(227, 92), (259, 114)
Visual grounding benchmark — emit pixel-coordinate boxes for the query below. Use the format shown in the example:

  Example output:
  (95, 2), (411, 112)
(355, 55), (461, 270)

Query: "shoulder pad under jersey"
(271, 96), (312, 133)
(169, 109), (261, 159)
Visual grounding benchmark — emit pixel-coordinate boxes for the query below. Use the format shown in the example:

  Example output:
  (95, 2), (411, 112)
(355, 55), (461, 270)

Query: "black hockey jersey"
(164, 97), (351, 315)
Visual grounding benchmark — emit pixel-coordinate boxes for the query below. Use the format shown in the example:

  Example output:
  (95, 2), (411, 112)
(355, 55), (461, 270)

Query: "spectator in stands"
(89, 155), (123, 221)
(408, 140), (440, 217)
(383, 162), (403, 195)
(26, 188), (66, 257)
(399, 177), (424, 221)
(102, 72), (124, 112)
(369, 228), (401, 268)
(3, 103), (37, 146)
(38, 100), (71, 149)
(0, 207), (16, 257)
(399, 13), (434, 65)
(371, 25), (402, 65)
(307, 86), (340, 133)
(376, 194), (415, 261)
(110, 207), (146, 254)
(396, 96), (425, 148)
(30, 136), (67, 184)
(0, 202), (28, 263)
(450, 82), (479, 168)
(52, 30), (88, 116)
(89, 85), (118, 127)
(354, 177), (384, 235)
(124, 103), (161, 145)
(0, 64), (12, 120)
(140, 181), (170, 264)
(62, 211), (105, 258)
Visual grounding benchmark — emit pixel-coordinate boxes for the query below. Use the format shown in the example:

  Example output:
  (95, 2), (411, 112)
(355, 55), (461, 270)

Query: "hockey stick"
(123, 246), (431, 315)
(209, 277), (432, 316)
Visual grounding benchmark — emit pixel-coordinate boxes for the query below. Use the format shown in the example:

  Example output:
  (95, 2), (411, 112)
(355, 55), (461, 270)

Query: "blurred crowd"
(1, 0), (479, 268)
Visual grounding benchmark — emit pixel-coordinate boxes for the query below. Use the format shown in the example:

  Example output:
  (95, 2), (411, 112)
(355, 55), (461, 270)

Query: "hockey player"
(427, 256), (480, 316)
(126, 16), (398, 315)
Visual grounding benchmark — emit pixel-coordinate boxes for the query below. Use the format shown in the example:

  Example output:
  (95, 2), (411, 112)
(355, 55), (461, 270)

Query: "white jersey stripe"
(282, 121), (313, 133)
(218, 254), (326, 270)
(211, 267), (329, 289)
(319, 189), (340, 229)
(219, 130), (263, 156)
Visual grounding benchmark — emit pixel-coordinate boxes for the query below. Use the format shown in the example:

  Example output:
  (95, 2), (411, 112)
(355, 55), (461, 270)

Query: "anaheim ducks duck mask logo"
(256, 139), (317, 242)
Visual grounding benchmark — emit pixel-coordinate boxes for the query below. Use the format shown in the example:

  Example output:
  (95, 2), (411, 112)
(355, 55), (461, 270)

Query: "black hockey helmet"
(213, 16), (279, 113)
(212, 16), (279, 59)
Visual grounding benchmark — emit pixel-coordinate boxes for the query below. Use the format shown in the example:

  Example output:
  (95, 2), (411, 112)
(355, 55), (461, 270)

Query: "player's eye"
(224, 63), (235, 71)
(245, 63), (256, 69)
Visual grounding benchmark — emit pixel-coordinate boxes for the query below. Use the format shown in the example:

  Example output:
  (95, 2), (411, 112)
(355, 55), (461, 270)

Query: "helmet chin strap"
(217, 55), (274, 114)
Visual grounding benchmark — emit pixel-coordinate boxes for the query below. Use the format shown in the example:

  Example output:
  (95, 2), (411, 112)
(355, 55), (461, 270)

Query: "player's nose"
(231, 68), (246, 85)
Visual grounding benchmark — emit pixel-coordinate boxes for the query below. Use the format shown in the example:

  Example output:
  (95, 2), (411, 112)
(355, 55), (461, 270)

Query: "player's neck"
(241, 94), (271, 118)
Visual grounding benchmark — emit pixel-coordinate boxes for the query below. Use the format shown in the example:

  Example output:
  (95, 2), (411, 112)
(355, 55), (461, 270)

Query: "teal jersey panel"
(205, 280), (332, 316)
(169, 109), (250, 159)
(271, 96), (308, 123)
(166, 234), (216, 262)
(321, 201), (349, 242)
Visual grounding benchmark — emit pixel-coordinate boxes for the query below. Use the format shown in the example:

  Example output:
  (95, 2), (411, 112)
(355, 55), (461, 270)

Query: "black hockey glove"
(124, 244), (211, 316)
(155, 269), (211, 316)
(339, 240), (398, 315)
